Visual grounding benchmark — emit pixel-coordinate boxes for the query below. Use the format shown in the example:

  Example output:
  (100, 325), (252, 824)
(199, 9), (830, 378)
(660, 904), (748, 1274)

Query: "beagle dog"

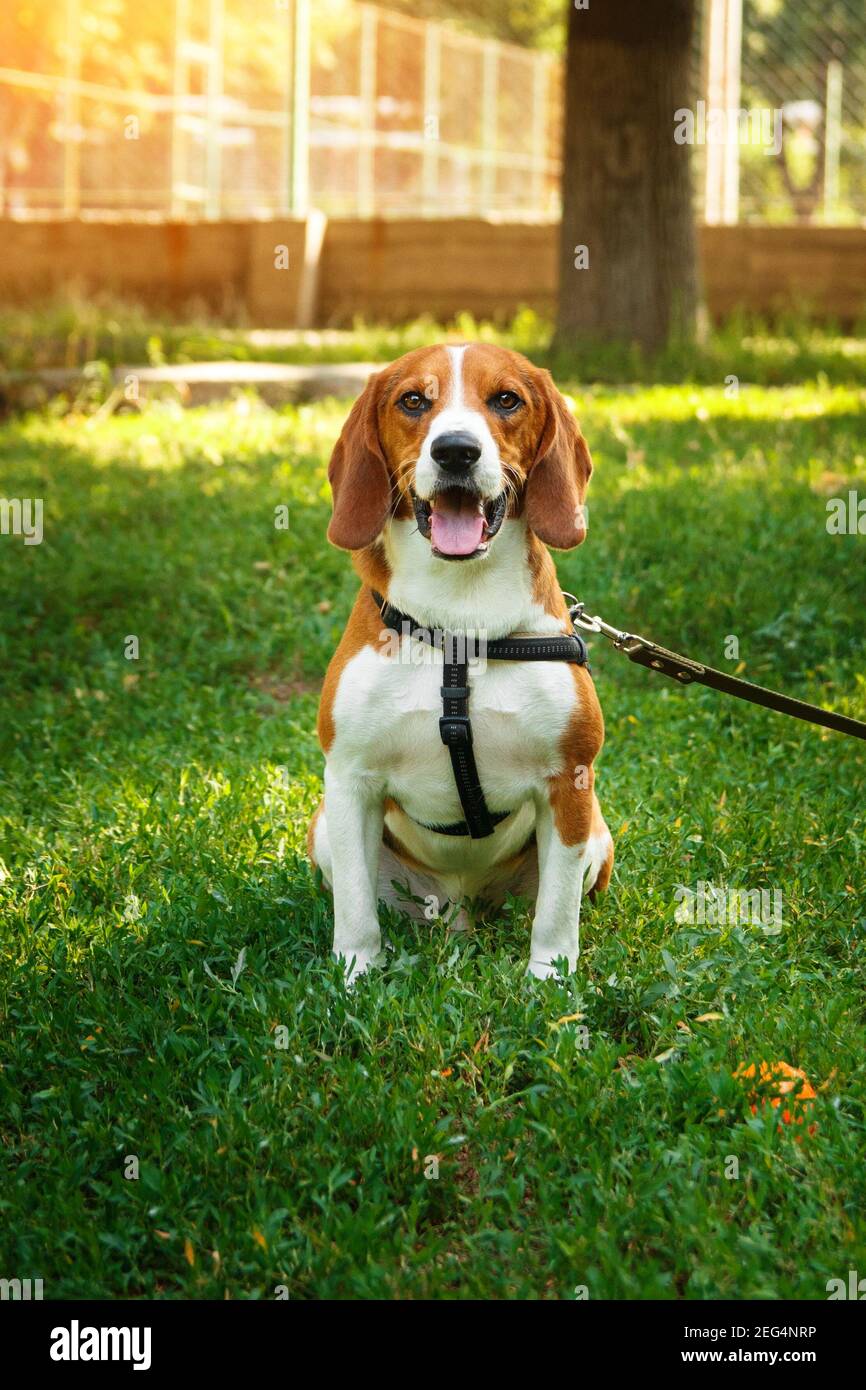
(308, 343), (614, 982)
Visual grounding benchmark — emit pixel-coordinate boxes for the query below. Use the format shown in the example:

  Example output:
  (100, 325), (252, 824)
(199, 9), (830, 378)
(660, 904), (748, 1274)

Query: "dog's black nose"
(431, 431), (482, 474)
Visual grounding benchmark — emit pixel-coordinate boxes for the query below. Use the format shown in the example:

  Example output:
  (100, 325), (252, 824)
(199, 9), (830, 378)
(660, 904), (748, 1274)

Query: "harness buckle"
(439, 714), (472, 747)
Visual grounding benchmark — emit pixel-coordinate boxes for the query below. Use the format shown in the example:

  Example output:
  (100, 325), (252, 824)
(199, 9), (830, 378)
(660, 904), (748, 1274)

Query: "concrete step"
(0, 360), (377, 410)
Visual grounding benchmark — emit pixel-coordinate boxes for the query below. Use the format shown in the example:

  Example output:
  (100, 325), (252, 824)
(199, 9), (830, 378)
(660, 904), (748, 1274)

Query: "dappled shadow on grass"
(2, 396), (864, 693)
(1, 395), (864, 822)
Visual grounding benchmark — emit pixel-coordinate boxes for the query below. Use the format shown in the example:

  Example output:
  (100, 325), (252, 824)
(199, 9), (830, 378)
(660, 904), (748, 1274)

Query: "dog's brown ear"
(525, 371), (593, 550)
(327, 372), (391, 550)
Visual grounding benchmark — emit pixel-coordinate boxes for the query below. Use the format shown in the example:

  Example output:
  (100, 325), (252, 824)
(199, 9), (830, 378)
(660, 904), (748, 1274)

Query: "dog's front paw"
(335, 947), (384, 987)
(525, 954), (576, 982)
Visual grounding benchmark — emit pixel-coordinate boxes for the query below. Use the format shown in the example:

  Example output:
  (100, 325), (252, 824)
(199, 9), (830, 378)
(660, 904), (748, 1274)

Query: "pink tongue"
(431, 507), (484, 556)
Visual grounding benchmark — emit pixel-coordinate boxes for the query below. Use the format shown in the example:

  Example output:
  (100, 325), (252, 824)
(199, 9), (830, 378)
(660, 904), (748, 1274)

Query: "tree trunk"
(555, 0), (700, 353)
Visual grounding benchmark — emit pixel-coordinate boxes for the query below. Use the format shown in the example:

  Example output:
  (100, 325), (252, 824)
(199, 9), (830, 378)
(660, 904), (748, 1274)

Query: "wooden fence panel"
(1, 219), (864, 327)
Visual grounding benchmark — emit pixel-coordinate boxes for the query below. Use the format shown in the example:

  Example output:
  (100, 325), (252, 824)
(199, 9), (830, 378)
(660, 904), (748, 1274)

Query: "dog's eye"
(489, 390), (523, 413)
(398, 390), (430, 415)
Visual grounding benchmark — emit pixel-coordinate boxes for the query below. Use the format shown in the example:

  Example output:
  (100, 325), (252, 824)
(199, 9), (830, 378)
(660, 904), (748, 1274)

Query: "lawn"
(1, 371), (865, 1299)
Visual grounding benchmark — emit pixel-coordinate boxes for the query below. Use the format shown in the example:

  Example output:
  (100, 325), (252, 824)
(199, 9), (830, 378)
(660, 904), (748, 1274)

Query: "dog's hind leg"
(584, 792), (615, 899)
(306, 799), (326, 874)
(376, 845), (469, 931)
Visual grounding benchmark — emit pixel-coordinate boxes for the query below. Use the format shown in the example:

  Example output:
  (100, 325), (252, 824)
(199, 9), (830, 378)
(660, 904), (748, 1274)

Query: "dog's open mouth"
(412, 487), (507, 560)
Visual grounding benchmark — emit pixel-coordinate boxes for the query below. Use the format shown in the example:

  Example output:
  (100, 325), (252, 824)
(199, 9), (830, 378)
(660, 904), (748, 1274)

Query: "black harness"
(369, 587), (866, 842)
(372, 588), (590, 839)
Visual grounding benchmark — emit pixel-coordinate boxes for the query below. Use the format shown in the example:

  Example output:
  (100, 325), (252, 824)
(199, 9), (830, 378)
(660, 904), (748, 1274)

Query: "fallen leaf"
(184, 1238), (195, 1266)
(733, 1060), (819, 1137)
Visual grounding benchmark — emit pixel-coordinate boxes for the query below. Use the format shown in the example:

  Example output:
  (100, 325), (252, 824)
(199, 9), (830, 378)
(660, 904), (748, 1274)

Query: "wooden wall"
(699, 225), (866, 322)
(318, 219), (558, 323)
(0, 219), (309, 324)
(1, 218), (865, 327)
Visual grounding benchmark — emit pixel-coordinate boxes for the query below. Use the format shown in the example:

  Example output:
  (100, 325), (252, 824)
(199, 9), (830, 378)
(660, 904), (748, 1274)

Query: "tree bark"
(555, 0), (700, 353)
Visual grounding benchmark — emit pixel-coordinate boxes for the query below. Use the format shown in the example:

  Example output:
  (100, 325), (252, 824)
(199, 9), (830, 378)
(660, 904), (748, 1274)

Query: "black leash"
(372, 589), (589, 838)
(568, 603), (866, 744)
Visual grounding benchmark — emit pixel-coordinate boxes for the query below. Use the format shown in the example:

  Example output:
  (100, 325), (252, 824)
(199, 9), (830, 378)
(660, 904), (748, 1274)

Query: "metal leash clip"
(563, 594), (649, 652)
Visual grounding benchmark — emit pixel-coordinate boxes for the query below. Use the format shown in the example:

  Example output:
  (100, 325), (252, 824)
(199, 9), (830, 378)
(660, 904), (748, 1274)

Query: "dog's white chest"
(330, 637), (577, 826)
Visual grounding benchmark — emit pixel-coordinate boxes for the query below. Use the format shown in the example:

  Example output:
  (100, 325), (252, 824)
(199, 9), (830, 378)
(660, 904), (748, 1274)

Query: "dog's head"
(327, 343), (592, 560)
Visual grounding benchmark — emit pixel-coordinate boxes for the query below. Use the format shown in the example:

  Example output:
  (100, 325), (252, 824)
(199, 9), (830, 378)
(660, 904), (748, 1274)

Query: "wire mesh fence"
(0, 0), (863, 223)
(0, 0), (298, 218)
(309, 5), (561, 217)
(738, 0), (866, 224)
(0, 0), (559, 219)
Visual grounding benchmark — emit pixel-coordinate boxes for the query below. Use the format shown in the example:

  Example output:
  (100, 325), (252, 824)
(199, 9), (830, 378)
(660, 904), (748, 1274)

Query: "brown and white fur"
(307, 343), (614, 983)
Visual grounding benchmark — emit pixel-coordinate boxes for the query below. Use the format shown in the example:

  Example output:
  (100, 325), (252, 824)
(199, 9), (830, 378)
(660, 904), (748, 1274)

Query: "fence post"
(702, 0), (721, 224)
(722, 0), (742, 224)
(480, 40), (498, 215)
(171, 0), (189, 217)
(703, 0), (742, 225)
(63, 0), (81, 216)
(358, 4), (378, 217)
(288, 0), (311, 217)
(205, 0), (224, 219)
(530, 54), (546, 215)
(279, 1), (290, 217)
(824, 59), (843, 224)
(296, 206), (327, 327)
(422, 23), (441, 214)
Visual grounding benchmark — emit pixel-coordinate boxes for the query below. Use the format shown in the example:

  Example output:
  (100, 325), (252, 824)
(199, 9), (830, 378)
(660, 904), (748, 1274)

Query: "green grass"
(1, 376), (865, 1299)
(6, 295), (866, 387)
